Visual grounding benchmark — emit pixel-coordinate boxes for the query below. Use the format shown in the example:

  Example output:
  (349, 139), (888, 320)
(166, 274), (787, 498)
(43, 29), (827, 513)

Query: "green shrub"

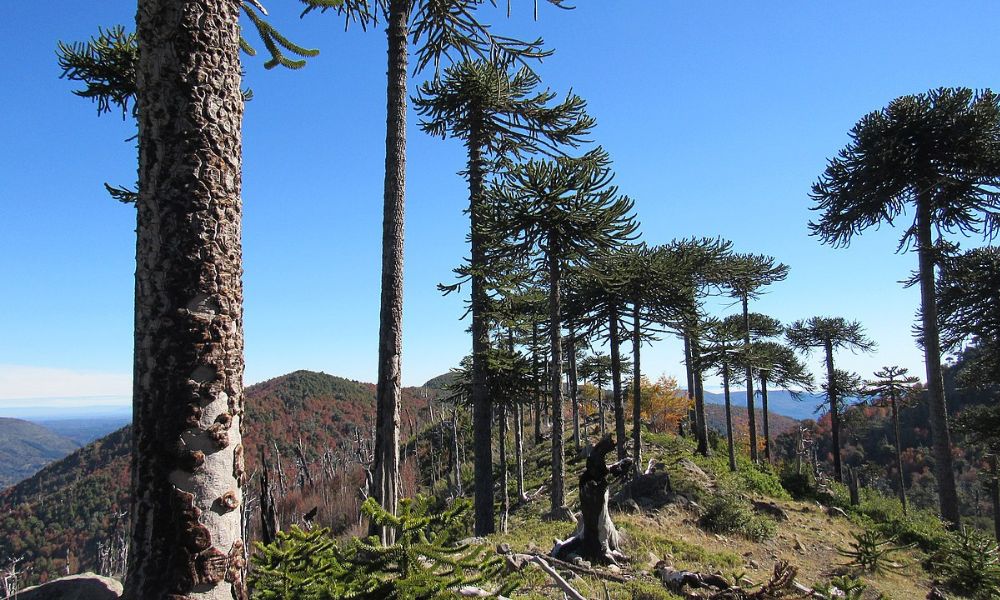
(779, 467), (815, 499)
(837, 528), (912, 573)
(811, 575), (866, 600)
(698, 492), (776, 542)
(250, 496), (514, 599)
(932, 525), (1000, 600)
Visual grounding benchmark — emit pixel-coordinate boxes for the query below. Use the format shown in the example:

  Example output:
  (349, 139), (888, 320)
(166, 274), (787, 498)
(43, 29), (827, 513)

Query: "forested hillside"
(0, 418), (79, 488)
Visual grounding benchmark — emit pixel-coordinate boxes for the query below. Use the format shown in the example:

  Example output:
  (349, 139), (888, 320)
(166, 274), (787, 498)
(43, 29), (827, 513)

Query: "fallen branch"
(527, 552), (628, 583)
(531, 555), (586, 600)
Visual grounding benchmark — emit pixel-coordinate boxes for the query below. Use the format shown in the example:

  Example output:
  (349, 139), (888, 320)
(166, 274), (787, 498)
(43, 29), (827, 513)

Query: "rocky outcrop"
(15, 573), (121, 600)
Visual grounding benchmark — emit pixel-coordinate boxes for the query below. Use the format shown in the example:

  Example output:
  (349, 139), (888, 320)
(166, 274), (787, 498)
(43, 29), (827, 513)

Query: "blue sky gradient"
(2, 2), (998, 413)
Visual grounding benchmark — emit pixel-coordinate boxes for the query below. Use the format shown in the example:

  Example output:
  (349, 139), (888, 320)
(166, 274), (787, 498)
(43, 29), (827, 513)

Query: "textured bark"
(916, 196), (961, 527)
(690, 334), (709, 457)
(568, 326), (580, 453)
(890, 390), (907, 514)
(609, 307), (627, 461)
(548, 245), (566, 514)
(742, 296), (758, 462)
(761, 376), (771, 463)
(128, 1), (246, 597)
(468, 121), (495, 536)
(824, 340), (843, 484)
(533, 323), (543, 444)
(631, 304), (642, 472)
(722, 356), (736, 472)
(369, 0), (412, 546)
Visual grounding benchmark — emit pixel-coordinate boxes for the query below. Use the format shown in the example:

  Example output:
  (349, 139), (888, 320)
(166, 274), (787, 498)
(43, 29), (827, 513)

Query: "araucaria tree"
(752, 338), (813, 462)
(786, 317), (874, 484)
(415, 59), (593, 534)
(864, 366), (919, 514)
(127, 0), (246, 597)
(810, 87), (1000, 526)
(498, 148), (638, 517)
(725, 253), (788, 462)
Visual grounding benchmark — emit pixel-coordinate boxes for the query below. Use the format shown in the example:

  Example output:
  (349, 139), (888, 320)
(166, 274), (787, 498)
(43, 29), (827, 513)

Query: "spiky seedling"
(837, 528), (913, 574)
(812, 575), (867, 600)
(932, 525), (1000, 600)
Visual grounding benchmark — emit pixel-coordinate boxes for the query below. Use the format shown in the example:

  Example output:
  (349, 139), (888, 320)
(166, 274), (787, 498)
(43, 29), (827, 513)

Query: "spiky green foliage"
(251, 496), (516, 599)
(837, 528), (913, 574)
(810, 88), (1000, 249)
(932, 526), (1000, 600)
(811, 576), (867, 600)
(937, 246), (1000, 386)
(242, 1), (322, 69)
(786, 317), (875, 357)
(56, 25), (136, 118)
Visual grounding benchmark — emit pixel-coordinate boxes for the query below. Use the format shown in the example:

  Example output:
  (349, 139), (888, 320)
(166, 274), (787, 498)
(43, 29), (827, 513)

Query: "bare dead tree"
(259, 446), (279, 545)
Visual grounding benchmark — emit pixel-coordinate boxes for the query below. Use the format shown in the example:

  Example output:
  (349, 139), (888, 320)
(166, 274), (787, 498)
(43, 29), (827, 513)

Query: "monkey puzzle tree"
(752, 338), (813, 462)
(123, 0), (248, 597)
(415, 59), (592, 533)
(725, 253), (789, 462)
(937, 245), (1000, 379)
(496, 148), (638, 516)
(618, 244), (693, 470)
(699, 316), (745, 471)
(810, 87), (1000, 525)
(663, 237), (734, 457)
(786, 317), (874, 484)
(864, 366), (920, 513)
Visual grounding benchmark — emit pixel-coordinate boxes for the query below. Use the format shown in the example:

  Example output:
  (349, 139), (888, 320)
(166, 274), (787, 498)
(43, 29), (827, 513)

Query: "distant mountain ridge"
(0, 370), (434, 585)
(0, 418), (81, 488)
(702, 389), (822, 421)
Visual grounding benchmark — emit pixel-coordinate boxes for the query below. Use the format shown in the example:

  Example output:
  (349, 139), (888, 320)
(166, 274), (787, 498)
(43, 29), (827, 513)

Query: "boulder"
(16, 573), (122, 600)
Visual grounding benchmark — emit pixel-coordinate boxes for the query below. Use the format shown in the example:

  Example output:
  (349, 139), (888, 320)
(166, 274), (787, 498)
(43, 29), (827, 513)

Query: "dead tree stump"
(551, 434), (632, 565)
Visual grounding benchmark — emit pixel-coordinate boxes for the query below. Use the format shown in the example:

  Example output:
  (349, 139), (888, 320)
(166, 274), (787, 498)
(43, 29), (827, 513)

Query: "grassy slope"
(481, 425), (936, 600)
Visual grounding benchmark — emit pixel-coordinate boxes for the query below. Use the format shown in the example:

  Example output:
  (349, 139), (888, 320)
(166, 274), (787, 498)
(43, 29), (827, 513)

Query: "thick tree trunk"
(369, 0), (412, 546)
(568, 326), (580, 454)
(722, 356), (736, 472)
(761, 376), (771, 463)
(690, 333), (710, 457)
(631, 304), (642, 472)
(468, 121), (495, 536)
(742, 296), (758, 462)
(824, 341), (843, 484)
(551, 435), (631, 565)
(128, 1), (246, 597)
(548, 246), (566, 514)
(916, 195), (961, 527)
(609, 307), (627, 461)
(890, 391), (907, 514)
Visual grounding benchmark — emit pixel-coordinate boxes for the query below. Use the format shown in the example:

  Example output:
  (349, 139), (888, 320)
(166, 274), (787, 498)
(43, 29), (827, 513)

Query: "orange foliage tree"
(638, 375), (691, 434)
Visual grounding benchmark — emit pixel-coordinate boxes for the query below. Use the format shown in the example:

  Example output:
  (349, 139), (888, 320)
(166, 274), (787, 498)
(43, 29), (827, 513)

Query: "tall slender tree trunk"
(369, 0), (412, 546)
(990, 455), (999, 542)
(742, 296), (758, 462)
(451, 408), (462, 497)
(916, 194), (961, 527)
(128, 1), (246, 596)
(568, 326), (580, 453)
(498, 403), (509, 532)
(723, 354), (736, 472)
(824, 340), (843, 484)
(548, 246), (566, 513)
(468, 121), (494, 536)
(760, 375), (771, 463)
(533, 322), (542, 444)
(515, 402), (526, 501)
(631, 304), (643, 471)
(684, 333), (697, 440)
(609, 307), (627, 461)
(690, 333), (710, 457)
(890, 390), (907, 514)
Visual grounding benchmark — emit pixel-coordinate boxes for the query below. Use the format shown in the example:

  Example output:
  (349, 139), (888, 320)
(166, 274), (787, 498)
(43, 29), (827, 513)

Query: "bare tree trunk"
(824, 340), (843, 484)
(742, 296), (758, 462)
(916, 195), (961, 527)
(549, 246), (566, 514)
(451, 408), (463, 497)
(128, 1), (245, 596)
(690, 333), (710, 457)
(515, 402), (526, 501)
(684, 333), (696, 437)
(568, 325), (580, 454)
(890, 390), (907, 514)
(370, 0), (412, 546)
(609, 307), (627, 461)
(259, 447), (279, 546)
(533, 322), (543, 444)
(598, 381), (606, 436)
(723, 353), (736, 472)
(990, 455), (999, 543)
(499, 404), (510, 532)
(761, 376), (771, 463)
(631, 304), (643, 472)
(468, 121), (495, 536)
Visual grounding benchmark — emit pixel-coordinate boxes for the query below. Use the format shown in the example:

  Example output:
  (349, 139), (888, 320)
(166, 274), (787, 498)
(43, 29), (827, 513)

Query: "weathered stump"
(551, 434), (631, 565)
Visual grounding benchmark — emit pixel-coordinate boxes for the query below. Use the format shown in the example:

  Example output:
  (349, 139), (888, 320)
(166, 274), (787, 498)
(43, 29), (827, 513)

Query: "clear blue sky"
(2, 2), (998, 412)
